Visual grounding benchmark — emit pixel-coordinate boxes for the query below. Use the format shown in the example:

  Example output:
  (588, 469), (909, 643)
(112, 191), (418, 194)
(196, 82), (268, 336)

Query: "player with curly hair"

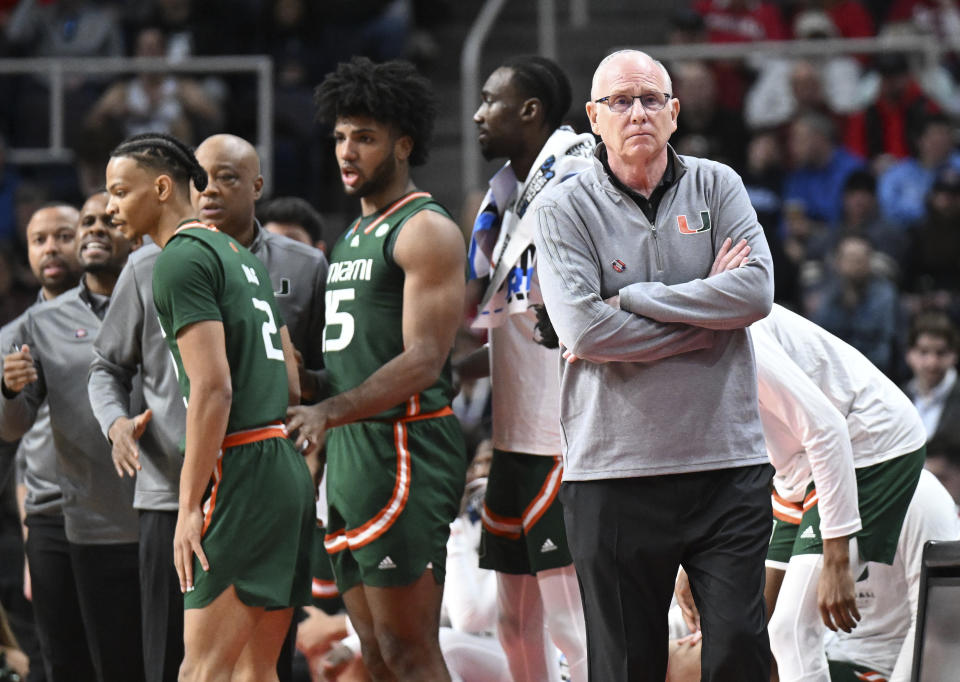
(287, 57), (467, 681)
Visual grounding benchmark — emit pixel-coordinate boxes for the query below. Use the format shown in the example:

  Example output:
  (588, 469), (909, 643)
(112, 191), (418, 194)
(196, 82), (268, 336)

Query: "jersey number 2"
(251, 297), (284, 361)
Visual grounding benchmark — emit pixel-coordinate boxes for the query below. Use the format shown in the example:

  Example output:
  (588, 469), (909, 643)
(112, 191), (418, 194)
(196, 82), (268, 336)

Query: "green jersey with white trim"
(153, 222), (289, 433)
(323, 192), (456, 420)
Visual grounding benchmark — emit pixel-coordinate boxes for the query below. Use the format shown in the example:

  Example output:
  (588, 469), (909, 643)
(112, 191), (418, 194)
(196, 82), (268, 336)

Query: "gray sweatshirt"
(534, 145), (773, 480)
(88, 224), (328, 510)
(0, 281), (138, 544)
(1, 295), (63, 517)
(87, 244), (184, 511)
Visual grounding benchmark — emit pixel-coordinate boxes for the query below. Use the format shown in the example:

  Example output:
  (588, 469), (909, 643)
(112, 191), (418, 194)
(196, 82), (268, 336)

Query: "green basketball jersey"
(324, 192), (456, 420)
(153, 222), (290, 433)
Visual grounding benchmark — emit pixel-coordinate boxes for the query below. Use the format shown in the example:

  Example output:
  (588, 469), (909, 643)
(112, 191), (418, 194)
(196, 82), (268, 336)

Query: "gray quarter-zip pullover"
(1, 293), (63, 517)
(0, 280), (138, 543)
(534, 144), (773, 480)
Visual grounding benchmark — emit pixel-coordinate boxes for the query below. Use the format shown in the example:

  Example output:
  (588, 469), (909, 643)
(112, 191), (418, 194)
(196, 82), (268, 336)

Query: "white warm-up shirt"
(752, 305), (927, 540)
(489, 303), (562, 454)
(488, 197), (560, 454)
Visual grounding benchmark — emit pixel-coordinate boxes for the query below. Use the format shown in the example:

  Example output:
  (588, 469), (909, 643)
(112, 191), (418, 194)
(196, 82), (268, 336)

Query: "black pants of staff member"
(23, 514), (96, 682)
(139, 510), (182, 682)
(69, 540), (145, 682)
(562, 463), (774, 682)
(139, 510), (297, 682)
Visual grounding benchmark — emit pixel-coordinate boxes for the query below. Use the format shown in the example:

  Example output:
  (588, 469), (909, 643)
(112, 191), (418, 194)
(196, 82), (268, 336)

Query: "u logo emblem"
(677, 211), (712, 234)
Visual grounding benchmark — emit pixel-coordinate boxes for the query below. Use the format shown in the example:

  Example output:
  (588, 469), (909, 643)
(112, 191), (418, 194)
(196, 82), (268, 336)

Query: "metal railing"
(460, 0), (509, 197)
(624, 33), (944, 65)
(0, 55), (274, 195)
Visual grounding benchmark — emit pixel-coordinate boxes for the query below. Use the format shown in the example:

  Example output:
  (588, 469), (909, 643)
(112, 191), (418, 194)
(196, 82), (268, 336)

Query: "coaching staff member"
(533, 49), (775, 682)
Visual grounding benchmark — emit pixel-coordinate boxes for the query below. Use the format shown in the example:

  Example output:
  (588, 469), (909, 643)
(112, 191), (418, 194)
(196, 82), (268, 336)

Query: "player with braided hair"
(104, 132), (315, 682)
(91, 131), (327, 681)
(287, 57), (467, 681)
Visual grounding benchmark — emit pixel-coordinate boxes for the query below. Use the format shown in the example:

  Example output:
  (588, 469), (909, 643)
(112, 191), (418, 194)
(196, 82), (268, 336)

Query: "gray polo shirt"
(534, 145), (773, 480)
(89, 223), (328, 511)
(1, 294), (63, 518)
(0, 280), (137, 544)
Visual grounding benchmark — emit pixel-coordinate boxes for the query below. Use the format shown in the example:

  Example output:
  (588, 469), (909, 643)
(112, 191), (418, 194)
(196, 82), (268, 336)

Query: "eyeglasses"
(594, 92), (672, 114)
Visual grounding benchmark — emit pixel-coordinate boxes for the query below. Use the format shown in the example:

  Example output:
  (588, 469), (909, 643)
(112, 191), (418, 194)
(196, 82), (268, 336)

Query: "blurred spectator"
(814, 0), (877, 38)
(742, 131), (801, 306)
(258, 196), (327, 254)
(869, 21), (960, 117)
(668, 6), (708, 41)
(845, 52), (940, 164)
(691, 0), (788, 112)
(692, 0), (789, 42)
(84, 26), (223, 146)
(808, 169), (909, 267)
(903, 311), (960, 501)
(5, 0), (124, 58)
(0, 135), (19, 248)
(810, 235), (900, 373)
(884, 0), (960, 49)
(743, 132), (785, 231)
(903, 311), (960, 439)
(903, 167), (960, 297)
(744, 12), (861, 130)
(783, 199), (830, 296)
(784, 111), (865, 225)
(672, 60), (748, 169)
(877, 113), (960, 227)
(666, 8), (743, 114)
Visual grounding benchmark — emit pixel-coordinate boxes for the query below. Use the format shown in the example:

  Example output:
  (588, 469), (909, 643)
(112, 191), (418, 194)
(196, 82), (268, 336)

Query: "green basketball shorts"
(324, 409), (466, 592)
(766, 447), (925, 567)
(187, 426), (315, 610)
(827, 659), (890, 681)
(479, 449), (573, 575)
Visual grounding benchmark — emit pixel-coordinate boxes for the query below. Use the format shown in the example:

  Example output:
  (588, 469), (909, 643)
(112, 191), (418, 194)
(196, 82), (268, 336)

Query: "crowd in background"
(0, 0), (957, 680)
(0, 0), (952, 409)
(0, 0), (955, 384)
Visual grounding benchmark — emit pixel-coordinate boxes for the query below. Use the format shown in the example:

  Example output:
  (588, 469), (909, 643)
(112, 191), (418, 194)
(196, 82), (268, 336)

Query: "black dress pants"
(23, 515), (95, 682)
(69, 539), (144, 682)
(139, 510), (182, 682)
(562, 463), (774, 682)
